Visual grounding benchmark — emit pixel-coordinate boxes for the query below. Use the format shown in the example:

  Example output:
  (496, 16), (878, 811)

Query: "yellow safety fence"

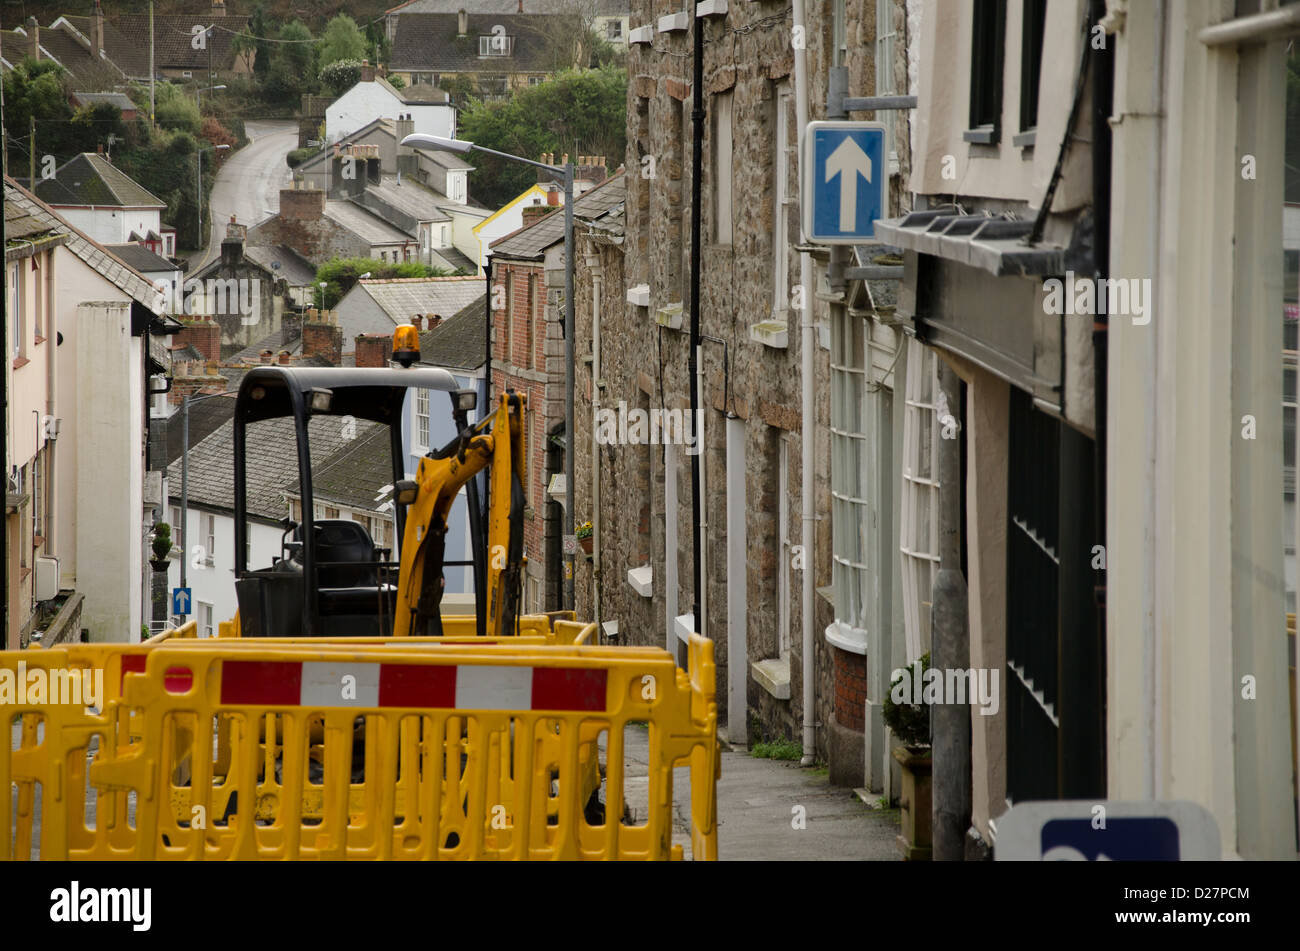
(3, 635), (718, 860)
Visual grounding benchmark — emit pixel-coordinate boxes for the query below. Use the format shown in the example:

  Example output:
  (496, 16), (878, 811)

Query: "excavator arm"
(393, 391), (527, 636)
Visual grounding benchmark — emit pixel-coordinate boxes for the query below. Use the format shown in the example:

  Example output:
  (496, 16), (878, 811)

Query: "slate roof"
(5, 194), (67, 246)
(230, 328), (301, 366)
(391, 13), (568, 73)
(359, 175), (452, 224)
(429, 245), (477, 275)
(104, 242), (175, 274)
(491, 171), (625, 260)
(160, 397), (237, 468)
(283, 422), (393, 512)
(71, 91), (137, 111)
(418, 294), (487, 371)
(105, 14), (251, 77)
(243, 245), (318, 287)
(35, 153), (166, 209)
(167, 413), (381, 521)
(324, 200), (411, 246)
(4, 177), (165, 316)
(387, 1), (627, 16)
(349, 276), (484, 329)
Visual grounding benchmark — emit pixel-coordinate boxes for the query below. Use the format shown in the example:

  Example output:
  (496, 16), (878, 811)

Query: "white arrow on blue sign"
(172, 587), (192, 616)
(802, 120), (887, 245)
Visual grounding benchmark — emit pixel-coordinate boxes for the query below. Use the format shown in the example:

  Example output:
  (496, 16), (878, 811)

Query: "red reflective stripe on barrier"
(378, 664), (457, 708)
(221, 660), (303, 705)
(120, 654), (146, 692)
(531, 668), (607, 712)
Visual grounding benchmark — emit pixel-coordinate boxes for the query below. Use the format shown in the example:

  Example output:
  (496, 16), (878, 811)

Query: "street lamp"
(196, 83), (226, 111)
(196, 143), (231, 250)
(318, 282), (328, 309)
(402, 132), (577, 611)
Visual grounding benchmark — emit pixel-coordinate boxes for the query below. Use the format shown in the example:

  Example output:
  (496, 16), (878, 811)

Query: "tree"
(319, 60), (362, 97)
(265, 20), (314, 104)
(317, 15), (367, 70)
(457, 67), (627, 208)
(315, 257), (455, 309)
(2, 58), (72, 173)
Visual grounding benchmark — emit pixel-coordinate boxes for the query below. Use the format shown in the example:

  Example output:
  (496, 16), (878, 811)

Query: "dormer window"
(479, 34), (513, 57)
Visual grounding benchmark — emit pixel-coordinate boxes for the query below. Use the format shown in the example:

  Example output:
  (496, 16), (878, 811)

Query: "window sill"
(627, 564), (652, 598)
(748, 320), (788, 349)
(962, 126), (998, 145)
(824, 620), (868, 656)
(654, 302), (683, 331)
(751, 656), (791, 700)
(11, 357), (30, 369)
(1012, 129), (1036, 149)
(34, 335), (46, 345)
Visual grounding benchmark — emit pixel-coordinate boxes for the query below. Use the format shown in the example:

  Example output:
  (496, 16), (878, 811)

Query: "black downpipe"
(689, 2), (705, 635)
(1089, 0), (1112, 789)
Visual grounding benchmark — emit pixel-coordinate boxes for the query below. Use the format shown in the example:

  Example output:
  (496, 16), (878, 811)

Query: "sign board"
(171, 587), (192, 617)
(995, 800), (1221, 861)
(803, 120), (887, 245)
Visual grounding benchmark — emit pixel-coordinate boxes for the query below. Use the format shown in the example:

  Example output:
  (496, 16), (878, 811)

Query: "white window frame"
(199, 601), (214, 638)
(713, 91), (733, 245)
(830, 308), (871, 636)
(479, 34), (513, 57)
(900, 337), (942, 663)
(203, 512), (216, 565)
(773, 82), (792, 314)
(11, 262), (23, 358)
(414, 388), (431, 452)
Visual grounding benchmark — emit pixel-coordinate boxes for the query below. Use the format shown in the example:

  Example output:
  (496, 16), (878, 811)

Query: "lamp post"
(196, 83), (226, 112)
(178, 390), (239, 598)
(401, 133), (576, 612)
(196, 143), (230, 251)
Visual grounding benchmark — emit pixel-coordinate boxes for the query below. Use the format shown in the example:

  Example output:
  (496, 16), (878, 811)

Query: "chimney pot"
(260, 349), (273, 364)
(278, 350), (291, 365)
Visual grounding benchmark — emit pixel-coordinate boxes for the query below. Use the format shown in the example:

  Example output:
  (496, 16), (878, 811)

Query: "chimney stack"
(211, 0), (227, 17)
(458, 9), (469, 36)
(25, 17), (39, 61)
(355, 334), (393, 369)
(360, 59), (375, 83)
(93, 0), (104, 56)
(303, 311), (343, 366)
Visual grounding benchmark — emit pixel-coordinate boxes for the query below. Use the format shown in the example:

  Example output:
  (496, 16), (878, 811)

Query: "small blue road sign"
(803, 120), (887, 245)
(172, 587), (192, 616)
(995, 801), (1221, 861)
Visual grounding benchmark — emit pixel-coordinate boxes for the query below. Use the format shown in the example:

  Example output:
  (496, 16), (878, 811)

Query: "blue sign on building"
(995, 801), (1221, 861)
(172, 587), (192, 617)
(803, 120), (887, 244)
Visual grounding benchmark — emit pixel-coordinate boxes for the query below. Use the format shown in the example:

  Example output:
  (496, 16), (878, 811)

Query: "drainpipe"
(587, 246), (603, 630)
(792, 0), (816, 765)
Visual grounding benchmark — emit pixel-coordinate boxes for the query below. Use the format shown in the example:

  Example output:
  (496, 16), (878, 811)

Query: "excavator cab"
(230, 361), (521, 638)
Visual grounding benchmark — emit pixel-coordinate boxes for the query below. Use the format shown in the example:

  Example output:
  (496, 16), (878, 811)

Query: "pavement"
(617, 724), (902, 861)
(189, 118), (297, 272)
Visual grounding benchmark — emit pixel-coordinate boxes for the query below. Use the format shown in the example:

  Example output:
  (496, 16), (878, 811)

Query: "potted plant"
(150, 522), (173, 573)
(576, 520), (594, 554)
(882, 651), (932, 861)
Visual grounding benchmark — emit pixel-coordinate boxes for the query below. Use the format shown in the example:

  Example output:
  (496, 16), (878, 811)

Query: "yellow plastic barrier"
(2, 636), (718, 860)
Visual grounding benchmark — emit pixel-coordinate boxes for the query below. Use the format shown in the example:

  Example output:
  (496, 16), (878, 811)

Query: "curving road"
(192, 119), (297, 272)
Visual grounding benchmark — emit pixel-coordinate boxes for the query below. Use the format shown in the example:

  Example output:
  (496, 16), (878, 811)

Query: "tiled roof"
(283, 421), (392, 512)
(230, 328), (302, 366)
(4, 177), (163, 314)
(353, 276), (484, 328)
(167, 413), (381, 521)
(324, 200), (412, 246)
(394, 80), (451, 103)
(104, 242), (175, 274)
(36, 28), (129, 91)
(491, 171), (625, 260)
(297, 118), (395, 174)
(5, 194), (67, 245)
(391, 13), (568, 73)
(243, 244), (318, 287)
(35, 153), (166, 208)
(358, 174), (452, 225)
(418, 294), (487, 371)
(105, 14), (251, 77)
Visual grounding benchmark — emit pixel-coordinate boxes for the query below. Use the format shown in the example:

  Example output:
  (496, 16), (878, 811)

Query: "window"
(415, 388), (430, 451)
(830, 310), (869, 634)
(899, 338), (941, 661)
(204, 513), (216, 563)
(777, 434), (791, 657)
(324, 506), (340, 520)
(832, 0), (847, 67)
(528, 76), (545, 86)
(1019, 0), (1047, 135)
(245, 531), (252, 569)
(966, 0), (1006, 142)
(526, 274), (536, 370)
(505, 270), (515, 366)
(199, 601), (213, 637)
(876, 0), (899, 166)
(32, 256), (42, 338)
(170, 506), (182, 550)
(713, 92), (734, 245)
(772, 83), (792, 313)
(479, 34), (513, 56)
(606, 20), (623, 41)
(11, 262), (23, 359)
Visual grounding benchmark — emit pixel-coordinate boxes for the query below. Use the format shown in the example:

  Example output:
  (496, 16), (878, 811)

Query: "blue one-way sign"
(172, 587), (192, 616)
(803, 121), (886, 244)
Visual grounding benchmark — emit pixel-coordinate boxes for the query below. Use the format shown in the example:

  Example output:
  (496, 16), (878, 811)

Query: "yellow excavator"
(230, 324), (529, 640)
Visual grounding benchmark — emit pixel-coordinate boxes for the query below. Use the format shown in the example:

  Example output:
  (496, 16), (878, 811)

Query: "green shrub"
(882, 652), (932, 749)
